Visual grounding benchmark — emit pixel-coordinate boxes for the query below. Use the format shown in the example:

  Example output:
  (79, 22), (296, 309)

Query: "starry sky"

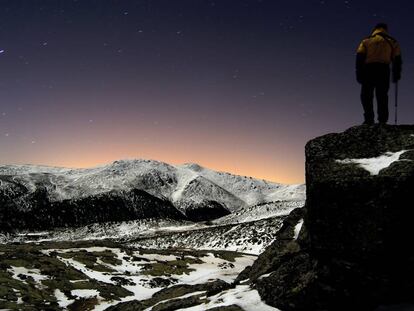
(0, 0), (413, 184)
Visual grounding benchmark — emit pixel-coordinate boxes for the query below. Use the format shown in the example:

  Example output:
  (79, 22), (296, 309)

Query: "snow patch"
(144, 291), (206, 311)
(336, 150), (408, 175)
(258, 273), (272, 280)
(54, 289), (74, 308)
(179, 285), (279, 311)
(294, 219), (304, 240)
(180, 253), (256, 285)
(71, 289), (100, 299)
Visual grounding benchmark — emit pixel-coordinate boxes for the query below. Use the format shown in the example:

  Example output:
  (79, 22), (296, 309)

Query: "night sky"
(0, 0), (413, 183)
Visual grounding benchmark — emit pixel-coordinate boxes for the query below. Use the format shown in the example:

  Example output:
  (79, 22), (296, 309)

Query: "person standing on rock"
(356, 23), (402, 125)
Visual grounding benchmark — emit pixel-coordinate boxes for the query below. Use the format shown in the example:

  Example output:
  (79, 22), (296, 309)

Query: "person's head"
(374, 23), (388, 32)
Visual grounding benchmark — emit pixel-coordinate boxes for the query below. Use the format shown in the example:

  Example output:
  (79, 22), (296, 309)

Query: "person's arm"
(392, 42), (402, 83)
(356, 41), (366, 84)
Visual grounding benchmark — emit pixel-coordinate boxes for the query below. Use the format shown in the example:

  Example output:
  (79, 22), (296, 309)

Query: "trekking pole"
(395, 82), (399, 125)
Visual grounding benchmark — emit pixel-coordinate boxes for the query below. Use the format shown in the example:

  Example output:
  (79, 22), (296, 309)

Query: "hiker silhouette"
(356, 23), (402, 125)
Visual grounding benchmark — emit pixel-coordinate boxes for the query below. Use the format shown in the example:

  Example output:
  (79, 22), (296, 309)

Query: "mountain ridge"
(0, 159), (304, 207)
(0, 159), (305, 232)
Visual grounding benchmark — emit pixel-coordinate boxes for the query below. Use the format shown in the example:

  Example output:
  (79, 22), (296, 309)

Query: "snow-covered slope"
(0, 159), (304, 208)
(0, 160), (305, 232)
(0, 215), (288, 255)
(180, 163), (305, 205)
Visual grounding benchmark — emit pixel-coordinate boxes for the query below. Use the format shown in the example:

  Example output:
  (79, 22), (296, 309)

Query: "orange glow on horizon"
(1, 113), (306, 184)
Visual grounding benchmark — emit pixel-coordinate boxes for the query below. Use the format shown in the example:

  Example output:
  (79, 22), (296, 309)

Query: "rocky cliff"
(244, 125), (414, 310)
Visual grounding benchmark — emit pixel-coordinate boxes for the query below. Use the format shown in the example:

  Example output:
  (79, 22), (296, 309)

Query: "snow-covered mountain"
(0, 159), (305, 231)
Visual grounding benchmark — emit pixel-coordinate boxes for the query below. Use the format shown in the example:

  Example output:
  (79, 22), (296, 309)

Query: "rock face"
(249, 125), (414, 310)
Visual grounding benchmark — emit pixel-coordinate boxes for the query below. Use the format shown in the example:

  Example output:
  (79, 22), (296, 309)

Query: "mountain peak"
(180, 162), (204, 172)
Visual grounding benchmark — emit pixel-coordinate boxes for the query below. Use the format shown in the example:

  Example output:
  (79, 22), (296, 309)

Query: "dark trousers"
(360, 63), (390, 124)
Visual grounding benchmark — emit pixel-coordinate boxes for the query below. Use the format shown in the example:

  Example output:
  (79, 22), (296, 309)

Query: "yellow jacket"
(357, 28), (401, 64)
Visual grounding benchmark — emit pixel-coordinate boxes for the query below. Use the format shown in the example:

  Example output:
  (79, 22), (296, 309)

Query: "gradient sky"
(0, 0), (413, 184)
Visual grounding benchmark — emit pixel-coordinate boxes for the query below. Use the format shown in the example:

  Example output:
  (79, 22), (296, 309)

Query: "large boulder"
(249, 125), (414, 310)
(305, 125), (414, 262)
